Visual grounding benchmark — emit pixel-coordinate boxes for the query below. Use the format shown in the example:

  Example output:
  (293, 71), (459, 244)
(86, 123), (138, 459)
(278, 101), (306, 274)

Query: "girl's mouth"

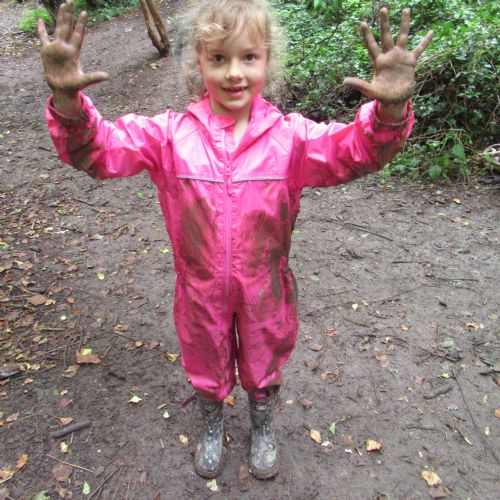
(223, 86), (247, 96)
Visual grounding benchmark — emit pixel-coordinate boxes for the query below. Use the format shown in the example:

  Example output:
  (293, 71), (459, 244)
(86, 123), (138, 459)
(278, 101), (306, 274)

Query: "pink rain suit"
(46, 93), (413, 401)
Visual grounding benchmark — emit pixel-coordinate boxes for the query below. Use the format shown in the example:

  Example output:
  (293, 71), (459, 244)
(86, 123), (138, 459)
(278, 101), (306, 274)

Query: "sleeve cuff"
(374, 100), (413, 129)
(46, 92), (91, 130)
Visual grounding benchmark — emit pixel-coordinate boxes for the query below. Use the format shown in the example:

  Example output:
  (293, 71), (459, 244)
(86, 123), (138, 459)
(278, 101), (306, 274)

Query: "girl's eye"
(213, 55), (224, 63)
(245, 54), (256, 62)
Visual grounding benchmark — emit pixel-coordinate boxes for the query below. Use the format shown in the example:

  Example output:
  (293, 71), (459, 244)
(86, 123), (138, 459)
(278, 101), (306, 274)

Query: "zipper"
(223, 129), (233, 302)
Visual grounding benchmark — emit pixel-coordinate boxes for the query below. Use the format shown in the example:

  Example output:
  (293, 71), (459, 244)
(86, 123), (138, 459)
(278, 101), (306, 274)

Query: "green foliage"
(276, 0), (499, 181)
(19, 8), (53, 33)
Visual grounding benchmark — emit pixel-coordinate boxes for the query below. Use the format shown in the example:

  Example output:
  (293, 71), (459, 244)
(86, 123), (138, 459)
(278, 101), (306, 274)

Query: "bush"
(19, 7), (53, 33)
(275, 0), (499, 180)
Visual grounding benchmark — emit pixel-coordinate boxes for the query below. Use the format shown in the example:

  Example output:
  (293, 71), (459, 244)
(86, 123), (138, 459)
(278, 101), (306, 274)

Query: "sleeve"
(291, 100), (414, 189)
(45, 92), (171, 181)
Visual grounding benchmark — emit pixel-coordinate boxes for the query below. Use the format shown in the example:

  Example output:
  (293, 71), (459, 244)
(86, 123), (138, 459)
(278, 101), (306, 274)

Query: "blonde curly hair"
(176, 0), (286, 103)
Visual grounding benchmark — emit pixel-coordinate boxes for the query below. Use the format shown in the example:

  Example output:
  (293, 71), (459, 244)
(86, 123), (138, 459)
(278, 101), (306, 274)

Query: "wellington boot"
(248, 391), (280, 479)
(194, 397), (224, 478)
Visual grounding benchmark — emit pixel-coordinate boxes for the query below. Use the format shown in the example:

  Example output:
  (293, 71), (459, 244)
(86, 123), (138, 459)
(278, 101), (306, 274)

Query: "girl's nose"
(226, 59), (243, 80)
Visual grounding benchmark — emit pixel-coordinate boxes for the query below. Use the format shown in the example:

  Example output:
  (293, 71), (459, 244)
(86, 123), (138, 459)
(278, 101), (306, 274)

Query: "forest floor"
(0, 1), (499, 499)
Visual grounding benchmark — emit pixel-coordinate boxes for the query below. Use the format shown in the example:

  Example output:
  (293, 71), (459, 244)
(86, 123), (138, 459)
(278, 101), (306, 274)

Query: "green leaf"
(451, 144), (466, 162)
(33, 492), (51, 500)
(329, 421), (336, 436)
(83, 481), (91, 495)
(441, 338), (455, 349)
(428, 165), (442, 181)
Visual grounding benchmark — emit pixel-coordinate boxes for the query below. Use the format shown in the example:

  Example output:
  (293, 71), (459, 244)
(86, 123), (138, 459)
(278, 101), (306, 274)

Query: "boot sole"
(249, 454), (280, 480)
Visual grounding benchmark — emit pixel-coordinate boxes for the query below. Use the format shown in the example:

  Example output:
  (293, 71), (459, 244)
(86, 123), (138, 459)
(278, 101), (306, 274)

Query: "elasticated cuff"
(46, 92), (91, 131)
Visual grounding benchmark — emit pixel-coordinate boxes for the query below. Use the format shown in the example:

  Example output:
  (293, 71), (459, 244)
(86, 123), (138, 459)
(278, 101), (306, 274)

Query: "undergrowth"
(276, 0), (499, 181)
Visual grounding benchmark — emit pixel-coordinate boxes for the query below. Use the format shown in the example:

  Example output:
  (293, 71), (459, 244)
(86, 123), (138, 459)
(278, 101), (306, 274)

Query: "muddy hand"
(38, 0), (108, 95)
(344, 8), (433, 104)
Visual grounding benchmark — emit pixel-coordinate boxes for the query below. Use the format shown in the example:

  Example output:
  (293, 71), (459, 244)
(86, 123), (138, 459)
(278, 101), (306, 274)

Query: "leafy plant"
(19, 8), (53, 33)
(275, 0), (499, 180)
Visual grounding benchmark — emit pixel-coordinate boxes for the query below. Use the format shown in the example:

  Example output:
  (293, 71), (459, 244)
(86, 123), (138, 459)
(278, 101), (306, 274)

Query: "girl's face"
(196, 28), (268, 123)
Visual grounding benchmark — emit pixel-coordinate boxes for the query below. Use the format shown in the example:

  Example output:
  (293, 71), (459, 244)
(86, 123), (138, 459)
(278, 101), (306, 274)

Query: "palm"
(345, 8), (433, 104)
(38, 0), (108, 94)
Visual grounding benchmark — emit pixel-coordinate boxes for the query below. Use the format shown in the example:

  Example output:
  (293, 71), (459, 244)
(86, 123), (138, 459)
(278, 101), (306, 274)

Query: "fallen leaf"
(495, 408), (500, 419)
(300, 399), (313, 409)
(420, 470), (441, 486)
(310, 429), (321, 444)
(162, 409), (170, 419)
(160, 247), (170, 254)
(206, 479), (218, 492)
(76, 353), (102, 365)
(139, 470), (148, 485)
(144, 340), (160, 351)
(308, 343), (324, 352)
(400, 324), (409, 331)
(23, 378), (34, 385)
(239, 464), (249, 480)
(224, 395), (236, 406)
(352, 303), (359, 310)
(164, 352), (179, 362)
(32, 491), (50, 500)
(58, 417), (74, 426)
(6, 412), (19, 423)
(366, 439), (382, 451)
(63, 365), (79, 378)
(60, 442), (69, 453)
(429, 485), (448, 498)
(82, 481), (91, 495)
(52, 463), (73, 482)
(179, 434), (189, 445)
(28, 295), (48, 306)
(97, 273), (105, 280)
(329, 422), (336, 436)
(15, 453), (28, 470)
(128, 395), (142, 404)
(0, 468), (14, 483)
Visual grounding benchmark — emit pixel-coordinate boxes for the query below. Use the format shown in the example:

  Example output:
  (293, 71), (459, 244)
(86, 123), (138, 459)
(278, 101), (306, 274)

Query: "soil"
(1, 1), (499, 499)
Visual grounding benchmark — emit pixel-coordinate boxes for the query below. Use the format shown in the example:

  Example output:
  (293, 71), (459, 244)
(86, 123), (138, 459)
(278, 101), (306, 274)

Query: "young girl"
(38, 0), (432, 480)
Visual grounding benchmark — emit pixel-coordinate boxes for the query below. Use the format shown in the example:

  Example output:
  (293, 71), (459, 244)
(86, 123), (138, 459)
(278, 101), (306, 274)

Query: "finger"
(396, 8), (410, 50)
(37, 18), (50, 45)
(58, 2), (75, 41)
(412, 30), (434, 59)
(72, 11), (88, 51)
(379, 7), (394, 52)
(344, 77), (373, 97)
(82, 71), (110, 87)
(360, 22), (381, 60)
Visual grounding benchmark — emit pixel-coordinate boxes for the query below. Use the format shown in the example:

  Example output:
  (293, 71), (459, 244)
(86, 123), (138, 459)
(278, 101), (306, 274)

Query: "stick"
(46, 454), (93, 472)
(50, 420), (91, 439)
(88, 468), (120, 500)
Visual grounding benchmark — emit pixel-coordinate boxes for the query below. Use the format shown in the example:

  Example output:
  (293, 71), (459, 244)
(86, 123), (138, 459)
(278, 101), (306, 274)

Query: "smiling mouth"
(223, 86), (248, 93)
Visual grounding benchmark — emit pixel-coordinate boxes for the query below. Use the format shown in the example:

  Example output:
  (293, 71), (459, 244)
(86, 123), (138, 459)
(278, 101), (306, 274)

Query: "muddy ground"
(0, 1), (499, 498)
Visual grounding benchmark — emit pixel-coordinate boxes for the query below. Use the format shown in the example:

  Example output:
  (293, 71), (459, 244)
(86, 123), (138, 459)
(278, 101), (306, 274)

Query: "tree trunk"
(139, 0), (171, 57)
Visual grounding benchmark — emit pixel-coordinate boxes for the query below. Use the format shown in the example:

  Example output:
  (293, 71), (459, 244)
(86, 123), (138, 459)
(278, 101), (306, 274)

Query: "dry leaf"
(60, 442), (69, 454)
(15, 453), (29, 470)
(301, 399), (314, 409)
(179, 434), (189, 445)
(206, 479), (218, 492)
(6, 412), (19, 423)
(494, 408), (500, 419)
(164, 352), (179, 362)
(128, 395), (142, 404)
(400, 324), (409, 331)
(58, 417), (74, 426)
(366, 439), (382, 451)
(75, 353), (102, 365)
(28, 294), (48, 306)
(23, 378), (34, 385)
(52, 463), (73, 482)
(0, 468), (14, 482)
(310, 429), (321, 444)
(63, 365), (79, 378)
(224, 395), (236, 406)
(420, 470), (441, 486)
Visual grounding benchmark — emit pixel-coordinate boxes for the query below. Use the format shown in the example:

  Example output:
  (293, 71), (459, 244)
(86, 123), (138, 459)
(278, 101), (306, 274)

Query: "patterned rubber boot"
(248, 390), (280, 479)
(194, 397), (224, 478)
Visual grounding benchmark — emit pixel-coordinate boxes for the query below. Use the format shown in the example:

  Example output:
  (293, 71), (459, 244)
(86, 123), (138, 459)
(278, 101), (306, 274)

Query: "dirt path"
(1, 2), (499, 498)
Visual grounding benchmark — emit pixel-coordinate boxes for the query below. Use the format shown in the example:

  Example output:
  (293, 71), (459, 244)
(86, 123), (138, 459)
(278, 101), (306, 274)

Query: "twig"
(417, 345), (460, 363)
(454, 373), (500, 465)
(50, 420), (91, 439)
(341, 315), (372, 328)
(46, 454), (93, 472)
(88, 468), (120, 500)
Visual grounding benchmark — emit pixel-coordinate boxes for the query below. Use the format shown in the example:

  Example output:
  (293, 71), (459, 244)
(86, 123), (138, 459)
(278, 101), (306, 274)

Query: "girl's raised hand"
(344, 8), (433, 110)
(38, 0), (108, 95)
